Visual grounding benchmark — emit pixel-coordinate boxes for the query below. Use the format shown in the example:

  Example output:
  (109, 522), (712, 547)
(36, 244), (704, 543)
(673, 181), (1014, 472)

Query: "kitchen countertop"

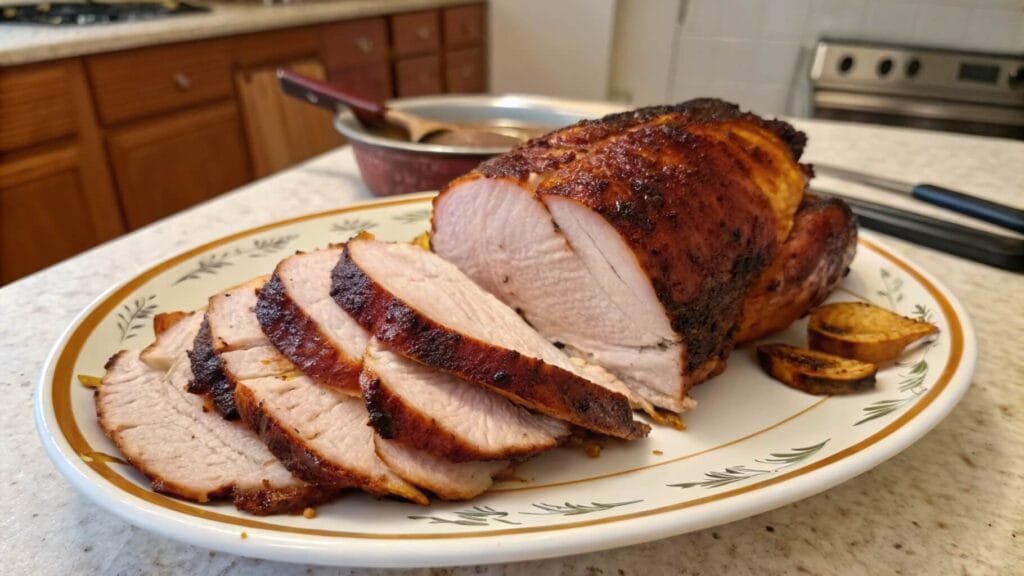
(1, 118), (1022, 574)
(0, 0), (476, 66)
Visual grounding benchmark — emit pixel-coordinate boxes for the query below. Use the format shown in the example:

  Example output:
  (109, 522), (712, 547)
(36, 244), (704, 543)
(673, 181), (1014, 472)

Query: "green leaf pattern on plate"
(172, 234), (298, 285)
(116, 295), (157, 342)
(669, 440), (830, 490)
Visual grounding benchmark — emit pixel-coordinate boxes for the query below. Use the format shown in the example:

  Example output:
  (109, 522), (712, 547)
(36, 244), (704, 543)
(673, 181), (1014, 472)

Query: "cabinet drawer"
(108, 102), (251, 229)
(328, 62), (393, 103)
(87, 40), (233, 125)
(445, 47), (486, 93)
(391, 10), (440, 57)
(0, 62), (77, 152)
(321, 18), (389, 70)
(444, 4), (485, 48)
(395, 56), (442, 97)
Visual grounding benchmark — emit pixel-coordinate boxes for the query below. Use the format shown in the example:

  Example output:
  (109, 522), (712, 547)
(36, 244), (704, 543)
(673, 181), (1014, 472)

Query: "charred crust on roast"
(232, 485), (337, 516)
(186, 318), (239, 419)
(332, 244), (649, 440)
(256, 267), (361, 393)
(734, 194), (858, 344)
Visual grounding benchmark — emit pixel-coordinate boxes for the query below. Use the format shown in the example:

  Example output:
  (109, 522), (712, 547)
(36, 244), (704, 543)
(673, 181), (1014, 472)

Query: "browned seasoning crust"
(331, 246), (650, 441)
(186, 318), (238, 419)
(97, 351), (335, 514)
(231, 373), (428, 505)
(255, 268), (362, 394)
(441, 99), (812, 399)
(360, 365), (557, 462)
(232, 484), (336, 516)
(736, 194), (858, 344)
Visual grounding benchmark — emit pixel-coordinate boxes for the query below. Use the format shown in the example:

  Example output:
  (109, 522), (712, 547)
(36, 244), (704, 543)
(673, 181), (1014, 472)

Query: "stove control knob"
(905, 58), (921, 78)
(877, 58), (894, 78)
(838, 55), (855, 75)
(1009, 65), (1024, 89)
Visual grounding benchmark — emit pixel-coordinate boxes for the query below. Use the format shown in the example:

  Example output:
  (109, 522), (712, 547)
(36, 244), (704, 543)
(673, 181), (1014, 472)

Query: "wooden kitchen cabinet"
(396, 55), (442, 97)
(0, 147), (121, 283)
(443, 4), (485, 49)
(445, 46), (486, 93)
(391, 11), (440, 58)
(236, 59), (343, 178)
(321, 18), (389, 70)
(107, 102), (251, 229)
(0, 62), (78, 152)
(86, 39), (234, 125)
(0, 59), (123, 284)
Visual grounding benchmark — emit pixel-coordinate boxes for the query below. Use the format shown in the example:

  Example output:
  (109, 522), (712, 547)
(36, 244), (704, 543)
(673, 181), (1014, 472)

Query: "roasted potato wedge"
(757, 343), (877, 395)
(808, 302), (938, 363)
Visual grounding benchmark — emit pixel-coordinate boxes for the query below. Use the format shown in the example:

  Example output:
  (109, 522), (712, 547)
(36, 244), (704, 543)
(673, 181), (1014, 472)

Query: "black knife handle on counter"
(912, 183), (1024, 234)
(812, 189), (1024, 272)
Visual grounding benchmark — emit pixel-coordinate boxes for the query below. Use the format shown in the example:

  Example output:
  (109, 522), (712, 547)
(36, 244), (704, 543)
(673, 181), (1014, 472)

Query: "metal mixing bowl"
(333, 94), (622, 196)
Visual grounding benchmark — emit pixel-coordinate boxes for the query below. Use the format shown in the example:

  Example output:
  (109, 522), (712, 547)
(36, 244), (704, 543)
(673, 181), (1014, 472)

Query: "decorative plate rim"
(34, 193), (977, 567)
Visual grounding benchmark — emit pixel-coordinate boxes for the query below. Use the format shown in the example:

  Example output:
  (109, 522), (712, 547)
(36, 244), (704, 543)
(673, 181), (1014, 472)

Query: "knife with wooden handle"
(814, 163), (1024, 234)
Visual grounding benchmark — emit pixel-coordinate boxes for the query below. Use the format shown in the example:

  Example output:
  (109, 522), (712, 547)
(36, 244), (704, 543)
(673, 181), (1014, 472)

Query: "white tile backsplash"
(914, 4), (971, 46)
(965, 7), (1023, 50)
(760, 0), (811, 41)
(666, 0), (1024, 115)
(863, 0), (920, 42)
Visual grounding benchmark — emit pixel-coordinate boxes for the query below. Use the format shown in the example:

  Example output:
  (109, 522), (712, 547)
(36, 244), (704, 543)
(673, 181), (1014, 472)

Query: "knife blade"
(814, 163), (1024, 234)
(811, 188), (1024, 272)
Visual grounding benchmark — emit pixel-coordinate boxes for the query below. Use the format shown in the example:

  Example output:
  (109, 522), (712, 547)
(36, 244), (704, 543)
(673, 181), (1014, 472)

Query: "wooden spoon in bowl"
(277, 69), (524, 148)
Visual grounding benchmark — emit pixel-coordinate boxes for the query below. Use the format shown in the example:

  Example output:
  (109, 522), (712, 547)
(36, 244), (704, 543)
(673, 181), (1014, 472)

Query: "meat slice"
(332, 238), (650, 440)
(373, 435), (508, 501)
(735, 194), (857, 343)
(256, 247), (368, 395)
(140, 311), (204, 371)
(188, 277), (269, 418)
(361, 338), (570, 462)
(97, 314), (333, 515)
(433, 99), (812, 412)
(221, 344), (428, 504)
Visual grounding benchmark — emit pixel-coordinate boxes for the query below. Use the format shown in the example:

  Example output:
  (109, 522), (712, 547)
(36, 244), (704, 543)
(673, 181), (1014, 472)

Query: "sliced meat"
(332, 238), (650, 440)
(361, 338), (570, 461)
(374, 435), (508, 501)
(736, 194), (858, 344)
(140, 311), (204, 371)
(256, 247), (368, 395)
(433, 99), (811, 412)
(97, 315), (333, 515)
(188, 277), (269, 418)
(222, 344), (428, 504)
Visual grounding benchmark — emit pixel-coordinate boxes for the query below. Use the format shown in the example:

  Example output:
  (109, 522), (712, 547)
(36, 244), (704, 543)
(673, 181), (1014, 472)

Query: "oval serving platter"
(35, 192), (976, 568)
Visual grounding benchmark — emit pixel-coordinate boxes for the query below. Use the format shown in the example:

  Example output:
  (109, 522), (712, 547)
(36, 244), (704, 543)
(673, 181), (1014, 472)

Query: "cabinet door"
(108, 102), (251, 229)
(445, 47), (486, 93)
(328, 62), (393, 102)
(395, 55), (442, 97)
(391, 11), (441, 58)
(236, 59), (343, 178)
(0, 147), (118, 284)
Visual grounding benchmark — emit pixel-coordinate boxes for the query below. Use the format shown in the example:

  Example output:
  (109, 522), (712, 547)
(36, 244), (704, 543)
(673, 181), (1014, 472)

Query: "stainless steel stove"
(810, 39), (1024, 140)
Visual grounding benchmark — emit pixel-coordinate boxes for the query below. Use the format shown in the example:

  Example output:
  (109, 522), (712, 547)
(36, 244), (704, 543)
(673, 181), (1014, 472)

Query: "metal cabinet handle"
(355, 37), (374, 53)
(416, 26), (431, 41)
(172, 72), (192, 90)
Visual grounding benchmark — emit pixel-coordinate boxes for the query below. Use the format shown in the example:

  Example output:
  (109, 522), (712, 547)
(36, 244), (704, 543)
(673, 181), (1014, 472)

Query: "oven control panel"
(811, 39), (1024, 107)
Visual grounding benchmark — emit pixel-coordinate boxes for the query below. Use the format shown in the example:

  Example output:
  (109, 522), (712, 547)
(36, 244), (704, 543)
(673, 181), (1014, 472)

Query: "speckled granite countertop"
(0, 0), (475, 66)
(1, 118), (1022, 574)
